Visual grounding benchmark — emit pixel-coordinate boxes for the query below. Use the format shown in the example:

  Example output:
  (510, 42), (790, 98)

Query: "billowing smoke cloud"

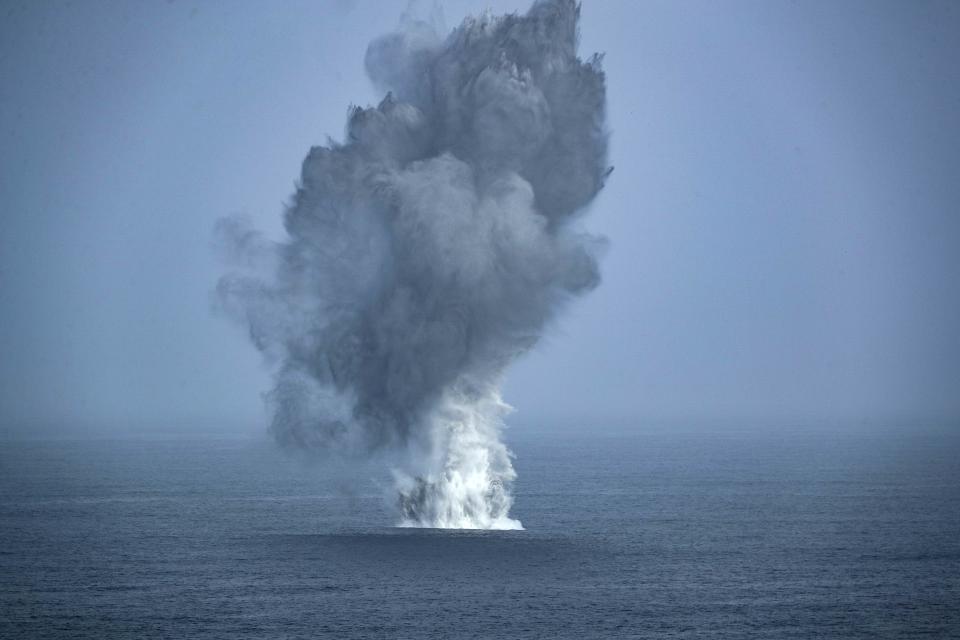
(215, 0), (609, 529)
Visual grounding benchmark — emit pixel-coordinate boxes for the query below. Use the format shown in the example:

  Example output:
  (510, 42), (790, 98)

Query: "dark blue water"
(2, 428), (958, 638)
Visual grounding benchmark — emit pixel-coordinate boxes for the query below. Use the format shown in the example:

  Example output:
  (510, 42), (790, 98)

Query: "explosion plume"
(216, 0), (609, 529)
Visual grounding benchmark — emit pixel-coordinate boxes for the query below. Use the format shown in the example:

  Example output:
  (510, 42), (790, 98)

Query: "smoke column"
(216, 0), (609, 529)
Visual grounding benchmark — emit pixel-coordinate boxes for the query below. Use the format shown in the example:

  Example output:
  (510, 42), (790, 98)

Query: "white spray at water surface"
(215, 0), (610, 529)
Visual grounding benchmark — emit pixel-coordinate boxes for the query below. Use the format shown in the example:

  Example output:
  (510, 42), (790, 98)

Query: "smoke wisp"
(216, 0), (609, 529)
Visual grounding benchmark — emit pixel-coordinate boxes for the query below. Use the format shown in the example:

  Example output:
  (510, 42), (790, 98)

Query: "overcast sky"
(2, 0), (958, 436)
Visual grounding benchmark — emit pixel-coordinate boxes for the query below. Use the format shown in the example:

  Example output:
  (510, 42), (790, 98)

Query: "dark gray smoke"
(215, 0), (609, 528)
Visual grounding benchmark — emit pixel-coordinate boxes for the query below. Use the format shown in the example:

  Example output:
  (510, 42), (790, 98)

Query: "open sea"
(1, 427), (958, 638)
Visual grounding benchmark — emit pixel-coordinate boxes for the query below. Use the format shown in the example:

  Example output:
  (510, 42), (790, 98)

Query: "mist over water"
(215, 0), (609, 528)
(5, 430), (959, 638)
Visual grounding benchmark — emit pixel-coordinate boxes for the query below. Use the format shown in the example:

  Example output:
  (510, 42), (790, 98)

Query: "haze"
(2, 0), (958, 437)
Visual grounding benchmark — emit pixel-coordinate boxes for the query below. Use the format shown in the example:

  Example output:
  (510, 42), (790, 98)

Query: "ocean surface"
(1, 427), (958, 639)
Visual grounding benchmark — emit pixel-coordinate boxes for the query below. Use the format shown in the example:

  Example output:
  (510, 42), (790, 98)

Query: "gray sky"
(2, 0), (958, 436)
